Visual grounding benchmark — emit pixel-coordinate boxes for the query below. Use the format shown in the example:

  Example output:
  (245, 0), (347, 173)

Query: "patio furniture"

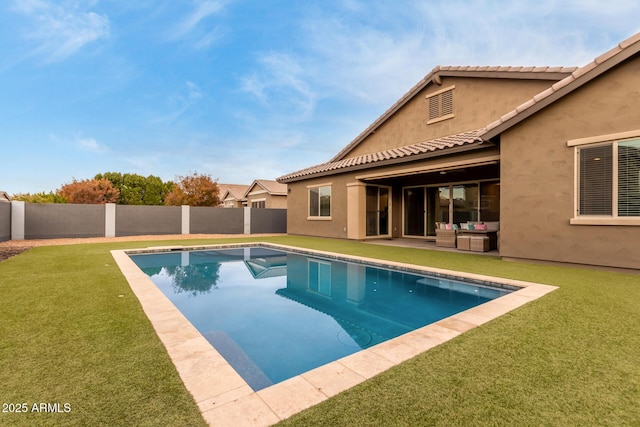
(435, 229), (457, 248)
(470, 236), (490, 252)
(457, 235), (471, 251)
(458, 229), (498, 250)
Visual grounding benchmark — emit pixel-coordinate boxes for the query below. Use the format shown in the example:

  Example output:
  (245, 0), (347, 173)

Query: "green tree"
(11, 191), (67, 203)
(164, 172), (219, 207)
(94, 172), (172, 205)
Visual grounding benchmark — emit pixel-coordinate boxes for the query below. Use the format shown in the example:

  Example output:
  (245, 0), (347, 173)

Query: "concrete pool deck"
(111, 242), (558, 427)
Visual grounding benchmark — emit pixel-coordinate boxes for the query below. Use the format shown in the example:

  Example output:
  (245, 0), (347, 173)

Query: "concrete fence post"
(11, 201), (25, 240)
(182, 205), (190, 235)
(243, 207), (251, 234)
(105, 203), (116, 237)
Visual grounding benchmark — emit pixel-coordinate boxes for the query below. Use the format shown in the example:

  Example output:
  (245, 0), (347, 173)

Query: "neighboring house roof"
(278, 129), (485, 182)
(244, 179), (287, 197)
(330, 65), (576, 162)
(0, 191), (10, 202)
(219, 184), (250, 202)
(277, 31), (640, 184)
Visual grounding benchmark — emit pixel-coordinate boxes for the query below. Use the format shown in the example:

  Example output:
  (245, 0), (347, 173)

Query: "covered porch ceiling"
(356, 155), (500, 186)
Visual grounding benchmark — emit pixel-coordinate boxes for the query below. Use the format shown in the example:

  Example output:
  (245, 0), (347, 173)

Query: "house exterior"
(278, 32), (640, 270)
(244, 179), (288, 209)
(219, 184), (250, 208)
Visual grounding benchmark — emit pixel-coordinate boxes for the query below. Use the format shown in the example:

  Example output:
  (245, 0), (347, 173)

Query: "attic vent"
(426, 85), (455, 124)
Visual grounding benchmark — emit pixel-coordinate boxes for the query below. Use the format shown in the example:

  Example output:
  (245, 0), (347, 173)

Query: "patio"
(365, 237), (500, 255)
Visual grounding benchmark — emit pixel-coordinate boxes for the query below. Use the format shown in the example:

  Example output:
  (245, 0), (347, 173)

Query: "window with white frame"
(251, 199), (266, 208)
(308, 184), (331, 218)
(575, 138), (640, 218)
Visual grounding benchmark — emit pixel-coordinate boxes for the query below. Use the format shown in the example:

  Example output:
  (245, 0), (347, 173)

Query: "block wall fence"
(0, 202), (286, 241)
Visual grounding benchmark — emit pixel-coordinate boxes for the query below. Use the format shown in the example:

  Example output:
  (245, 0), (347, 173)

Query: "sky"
(1, 1), (639, 195)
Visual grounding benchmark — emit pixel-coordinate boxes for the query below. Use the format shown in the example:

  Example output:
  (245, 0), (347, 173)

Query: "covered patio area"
(364, 237), (500, 256)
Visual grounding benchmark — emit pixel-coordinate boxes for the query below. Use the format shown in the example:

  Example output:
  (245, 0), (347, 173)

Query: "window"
(618, 140), (640, 216)
(426, 85), (455, 124)
(308, 184), (331, 218)
(575, 138), (640, 219)
(251, 199), (265, 208)
(308, 260), (331, 296)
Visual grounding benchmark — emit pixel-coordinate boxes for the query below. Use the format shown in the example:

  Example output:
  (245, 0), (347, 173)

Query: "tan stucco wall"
(286, 146), (499, 239)
(247, 193), (287, 209)
(500, 57), (640, 269)
(346, 77), (555, 158)
(287, 175), (352, 239)
(267, 194), (287, 209)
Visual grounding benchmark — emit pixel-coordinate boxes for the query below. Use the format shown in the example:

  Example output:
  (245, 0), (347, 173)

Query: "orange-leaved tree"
(164, 172), (219, 207)
(57, 178), (120, 204)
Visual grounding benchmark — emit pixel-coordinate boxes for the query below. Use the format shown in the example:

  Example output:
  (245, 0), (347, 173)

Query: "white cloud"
(11, 0), (110, 63)
(240, 52), (317, 119)
(231, 0), (640, 174)
(170, 0), (228, 49)
(186, 81), (203, 99)
(174, 0), (226, 36)
(242, 0), (640, 114)
(77, 137), (108, 153)
(151, 81), (206, 125)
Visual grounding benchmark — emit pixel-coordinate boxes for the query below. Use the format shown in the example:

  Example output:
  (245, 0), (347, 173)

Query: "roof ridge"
(438, 65), (578, 73)
(483, 31), (640, 138)
(329, 63), (576, 163)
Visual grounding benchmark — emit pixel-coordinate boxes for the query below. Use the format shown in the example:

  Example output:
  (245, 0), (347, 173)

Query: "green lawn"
(1, 236), (639, 426)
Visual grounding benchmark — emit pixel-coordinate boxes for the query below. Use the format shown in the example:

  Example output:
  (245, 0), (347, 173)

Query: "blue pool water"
(130, 246), (512, 391)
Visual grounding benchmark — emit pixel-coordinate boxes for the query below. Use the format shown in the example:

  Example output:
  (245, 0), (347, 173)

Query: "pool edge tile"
(301, 361), (367, 398)
(338, 349), (397, 379)
(111, 245), (560, 427)
(256, 376), (327, 420)
(201, 393), (280, 427)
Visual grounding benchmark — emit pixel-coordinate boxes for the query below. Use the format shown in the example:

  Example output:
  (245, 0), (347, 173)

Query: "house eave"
(278, 141), (490, 183)
(483, 34), (640, 140)
(330, 66), (576, 162)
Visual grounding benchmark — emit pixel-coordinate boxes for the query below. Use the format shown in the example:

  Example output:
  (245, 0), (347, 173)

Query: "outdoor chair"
(435, 223), (457, 248)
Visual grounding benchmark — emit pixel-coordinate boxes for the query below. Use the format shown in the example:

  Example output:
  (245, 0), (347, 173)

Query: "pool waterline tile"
(111, 242), (558, 427)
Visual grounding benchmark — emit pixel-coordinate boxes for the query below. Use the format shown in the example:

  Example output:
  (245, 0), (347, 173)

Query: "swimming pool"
(129, 245), (514, 391)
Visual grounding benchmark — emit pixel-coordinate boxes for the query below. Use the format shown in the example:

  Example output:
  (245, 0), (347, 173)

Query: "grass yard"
(1, 235), (639, 426)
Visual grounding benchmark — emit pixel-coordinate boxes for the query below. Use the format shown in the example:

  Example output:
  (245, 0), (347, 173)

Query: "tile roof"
(219, 184), (249, 200)
(483, 31), (640, 139)
(277, 129), (485, 182)
(277, 31), (640, 184)
(435, 65), (577, 73)
(245, 179), (288, 196)
(329, 65), (576, 162)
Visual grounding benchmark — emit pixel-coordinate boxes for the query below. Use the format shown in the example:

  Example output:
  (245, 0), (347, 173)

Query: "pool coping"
(111, 242), (558, 427)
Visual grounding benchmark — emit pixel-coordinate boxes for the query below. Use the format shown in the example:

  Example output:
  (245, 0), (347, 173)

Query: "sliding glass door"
(403, 187), (425, 236)
(402, 181), (499, 237)
(366, 185), (390, 237)
(452, 184), (479, 224)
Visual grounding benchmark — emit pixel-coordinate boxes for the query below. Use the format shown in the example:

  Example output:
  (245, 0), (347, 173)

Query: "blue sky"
(1, 0), (639, 194)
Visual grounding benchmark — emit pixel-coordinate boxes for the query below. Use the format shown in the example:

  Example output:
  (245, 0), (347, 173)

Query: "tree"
(11, 192), (67, 203)
(94, 172), (171, 205)
(57, 178), (120, 204)
(164, 172), (219, 207)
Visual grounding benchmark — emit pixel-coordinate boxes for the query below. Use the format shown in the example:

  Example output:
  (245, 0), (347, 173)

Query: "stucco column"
(11, 201), (25, 240)
(105, 203), (116, 237)
(346, 182), (366, 240)
(243, 207), (251, 234)
(181, 205), (190, 235)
